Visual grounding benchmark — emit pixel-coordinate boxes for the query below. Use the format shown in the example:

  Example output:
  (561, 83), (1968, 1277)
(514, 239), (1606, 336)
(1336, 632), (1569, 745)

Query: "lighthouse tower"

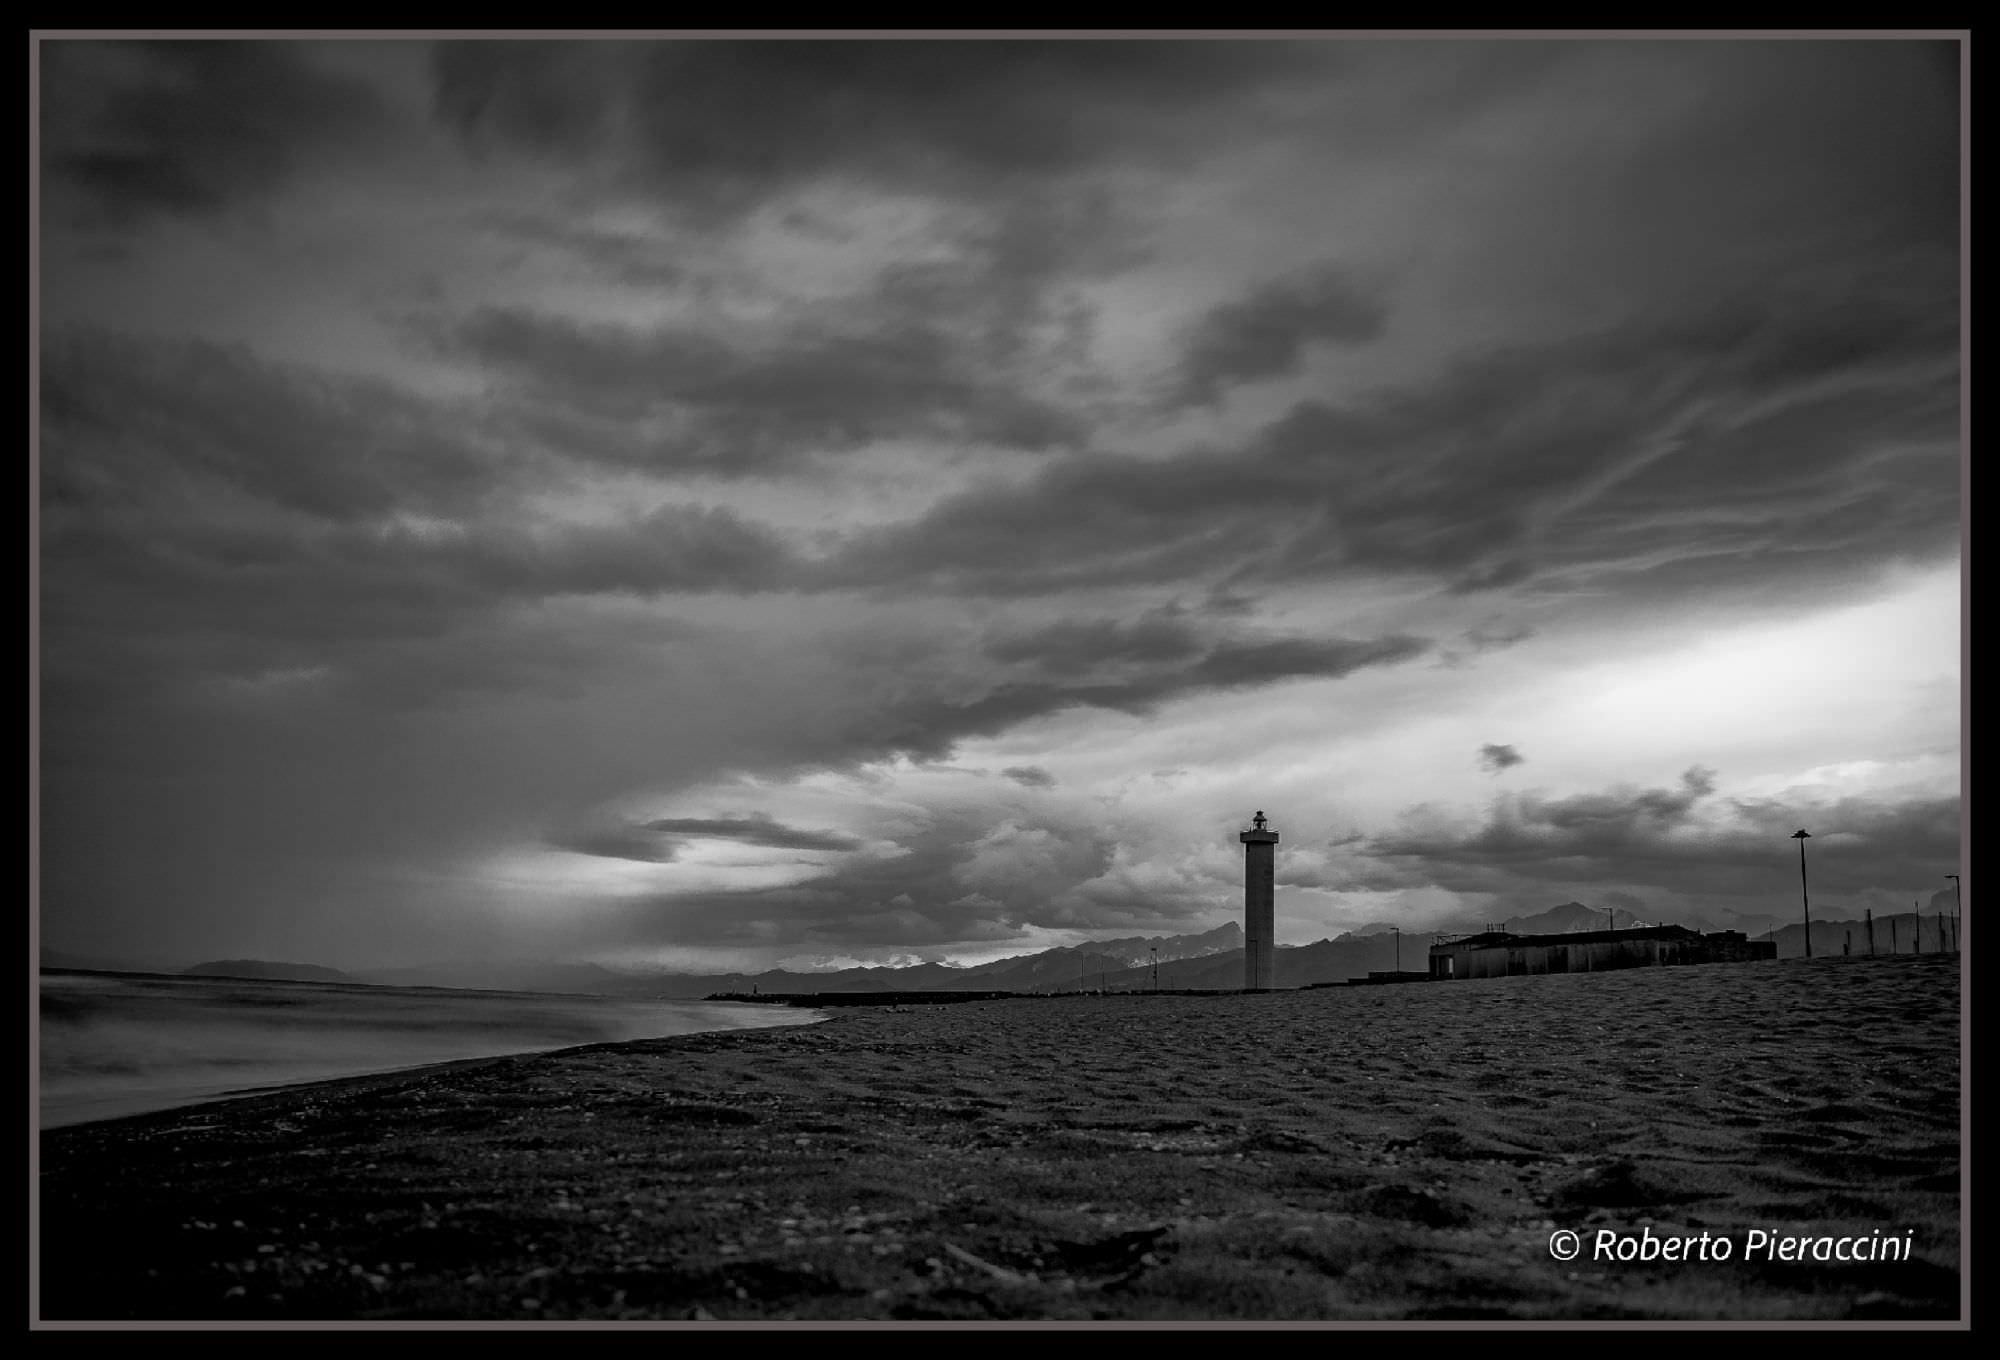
(1240, 811), (1278, 990)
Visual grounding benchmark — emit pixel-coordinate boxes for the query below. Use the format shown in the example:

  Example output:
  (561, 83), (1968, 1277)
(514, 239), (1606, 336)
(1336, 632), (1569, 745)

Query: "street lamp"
(1792, 830), (1813, 958)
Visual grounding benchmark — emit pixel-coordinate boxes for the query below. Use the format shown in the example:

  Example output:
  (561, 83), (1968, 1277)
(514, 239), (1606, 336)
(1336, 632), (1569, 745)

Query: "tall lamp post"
(1792, 830), (1813, 958)
(1946, 874), (1961, 953)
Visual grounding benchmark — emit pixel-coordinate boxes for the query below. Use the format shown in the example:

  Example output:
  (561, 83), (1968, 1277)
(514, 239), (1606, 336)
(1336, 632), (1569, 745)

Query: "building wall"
(1430, 932), (1775, 980)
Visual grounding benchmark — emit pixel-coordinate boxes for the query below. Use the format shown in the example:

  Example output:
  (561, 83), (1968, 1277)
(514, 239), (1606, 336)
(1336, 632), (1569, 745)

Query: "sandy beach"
(36, 953), (1961, 1323)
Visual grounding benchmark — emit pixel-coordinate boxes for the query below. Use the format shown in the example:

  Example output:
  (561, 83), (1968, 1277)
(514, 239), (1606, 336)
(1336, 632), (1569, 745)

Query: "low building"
(1427, 925), (1775, 980)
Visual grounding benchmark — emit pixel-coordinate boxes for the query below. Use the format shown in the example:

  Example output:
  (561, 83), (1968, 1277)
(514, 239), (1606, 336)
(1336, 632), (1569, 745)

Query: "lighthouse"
(1240, 810), (1278, 990)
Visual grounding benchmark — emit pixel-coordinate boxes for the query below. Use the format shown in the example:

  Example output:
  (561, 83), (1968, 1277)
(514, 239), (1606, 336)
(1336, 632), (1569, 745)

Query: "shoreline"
(36, 955), (1961, 1323)
(42, 1001), (830, 1133)
(41, 1052), (535, 1135)
(38, 974), (827, 1131)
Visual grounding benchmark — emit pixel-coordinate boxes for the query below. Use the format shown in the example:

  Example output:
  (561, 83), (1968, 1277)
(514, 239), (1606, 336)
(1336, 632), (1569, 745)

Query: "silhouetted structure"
(1427, 925), (1775, 980)
(1793, 829), (1814, 958)
(1240, 811), (1278, 990)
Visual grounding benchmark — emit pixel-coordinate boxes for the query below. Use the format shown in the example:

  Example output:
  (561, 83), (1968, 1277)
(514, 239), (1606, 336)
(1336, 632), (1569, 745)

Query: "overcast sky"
(37, 37), (1962, 972)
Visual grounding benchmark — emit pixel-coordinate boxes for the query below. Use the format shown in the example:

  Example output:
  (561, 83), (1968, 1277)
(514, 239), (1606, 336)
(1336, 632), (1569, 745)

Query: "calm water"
(37, 970), (823, 1129)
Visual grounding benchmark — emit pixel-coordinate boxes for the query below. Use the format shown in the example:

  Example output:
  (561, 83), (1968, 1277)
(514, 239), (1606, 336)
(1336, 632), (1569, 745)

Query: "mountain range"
(40, 901), (1954, 997)
(354, 921), (1248, 997)
(180, 959), (358, 984)
(341, 902), (1834, 994)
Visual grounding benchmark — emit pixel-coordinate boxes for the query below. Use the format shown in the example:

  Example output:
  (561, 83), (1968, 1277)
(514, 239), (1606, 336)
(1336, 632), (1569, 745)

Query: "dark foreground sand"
(38, 954), (1961, 1323)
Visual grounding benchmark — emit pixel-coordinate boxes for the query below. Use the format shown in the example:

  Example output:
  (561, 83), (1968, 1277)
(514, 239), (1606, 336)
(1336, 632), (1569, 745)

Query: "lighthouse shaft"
(1239, 821), (1279, 990)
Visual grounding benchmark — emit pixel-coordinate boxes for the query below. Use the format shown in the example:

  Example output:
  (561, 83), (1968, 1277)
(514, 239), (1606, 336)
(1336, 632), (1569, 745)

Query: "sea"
(37, 969), (824, 1130)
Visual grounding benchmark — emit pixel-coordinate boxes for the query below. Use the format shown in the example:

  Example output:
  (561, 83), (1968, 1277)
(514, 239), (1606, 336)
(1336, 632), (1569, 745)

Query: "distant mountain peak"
(182, 959), (355, 984)
(355, 922), (1254, 998)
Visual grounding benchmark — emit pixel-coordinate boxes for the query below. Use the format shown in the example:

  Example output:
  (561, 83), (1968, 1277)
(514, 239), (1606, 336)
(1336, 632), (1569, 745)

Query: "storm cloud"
(567, 785), (1235, 961)
(1164, 261), (1391, 410)
(829, 285), (1958, 603)
(43, 40), (394, 227)
(1346, 768), (1960, 915)
(36, 38), (1961, 971)
(640, 816), (864, 853)
(425, 292), (1090, 477)
(546, 813), (863, 864)
(1002, 767), (1059, 789)
(428, 39), (1339, 222)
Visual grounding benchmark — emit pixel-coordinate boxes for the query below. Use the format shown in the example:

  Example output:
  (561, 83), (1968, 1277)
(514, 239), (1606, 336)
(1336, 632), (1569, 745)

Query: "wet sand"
(37, 954), (1961, 1322)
